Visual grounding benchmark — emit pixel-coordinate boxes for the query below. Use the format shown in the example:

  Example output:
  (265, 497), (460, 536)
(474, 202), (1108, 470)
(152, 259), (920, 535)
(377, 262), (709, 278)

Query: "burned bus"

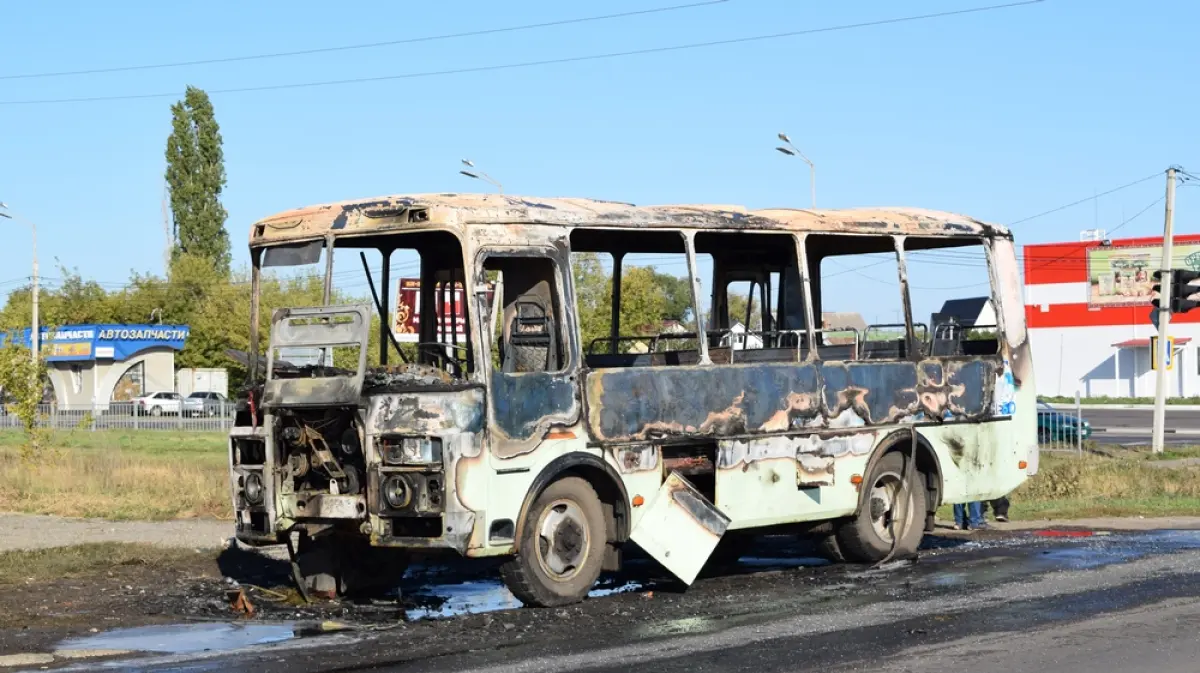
(229, 194), (1037, 606)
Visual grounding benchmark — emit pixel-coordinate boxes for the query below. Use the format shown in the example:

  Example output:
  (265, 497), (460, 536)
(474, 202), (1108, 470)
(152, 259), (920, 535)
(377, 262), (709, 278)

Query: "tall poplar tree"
(165, 86), (231, 276)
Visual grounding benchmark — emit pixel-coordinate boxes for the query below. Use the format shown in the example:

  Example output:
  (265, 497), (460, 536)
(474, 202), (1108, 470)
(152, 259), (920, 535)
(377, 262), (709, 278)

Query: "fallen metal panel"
(629, 471), (730, 585)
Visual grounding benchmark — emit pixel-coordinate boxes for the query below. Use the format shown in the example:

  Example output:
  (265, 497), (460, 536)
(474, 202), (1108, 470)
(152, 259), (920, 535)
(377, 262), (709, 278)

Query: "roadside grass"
(0, 430), (230, 520)
(1140, 446), (1200, 461)
(0, 542), (206, 585)
(940, 447), (1200, 521)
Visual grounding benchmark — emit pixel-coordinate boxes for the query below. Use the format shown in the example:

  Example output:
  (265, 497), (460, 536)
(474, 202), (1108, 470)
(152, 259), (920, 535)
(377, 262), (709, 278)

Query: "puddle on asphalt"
(403, 578), (648, 620)
(56, 622), (296, 655)
(401, 551), (827, 620)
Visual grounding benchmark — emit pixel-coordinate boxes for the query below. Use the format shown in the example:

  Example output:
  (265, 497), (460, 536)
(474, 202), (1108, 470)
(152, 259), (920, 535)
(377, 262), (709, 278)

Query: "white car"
(182, 391), (229, 417)
(131, 391), (183, 416)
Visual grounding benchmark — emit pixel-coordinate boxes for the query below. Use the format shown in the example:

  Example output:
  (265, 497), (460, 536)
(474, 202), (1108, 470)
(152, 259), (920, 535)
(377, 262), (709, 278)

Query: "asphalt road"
(1044, 406), (1200, 446)
(1083, 407), (1200, 431)
(43, 528), (1200, 673)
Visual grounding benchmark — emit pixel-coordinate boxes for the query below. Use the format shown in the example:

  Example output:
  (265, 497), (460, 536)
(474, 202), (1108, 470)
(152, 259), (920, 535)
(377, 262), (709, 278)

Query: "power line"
(0, 0), (1044, 106)
(0, 1), (730, 81)
(1024, 193), (1167, 272)
(1008, 171), (1161, 225)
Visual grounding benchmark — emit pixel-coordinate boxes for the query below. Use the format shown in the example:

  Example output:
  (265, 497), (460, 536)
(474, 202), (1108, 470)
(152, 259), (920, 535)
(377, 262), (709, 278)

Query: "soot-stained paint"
(490, 372), (578, 441)
(586, 358), (1000, 444)
(370, 389), (486, 435)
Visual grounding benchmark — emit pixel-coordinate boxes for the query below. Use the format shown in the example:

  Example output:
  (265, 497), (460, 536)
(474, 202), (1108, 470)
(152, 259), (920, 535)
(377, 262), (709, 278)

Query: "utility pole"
(162, 181), (172, 271)
(0, 203), (38, 366)
(1152, 167), (1177, 454)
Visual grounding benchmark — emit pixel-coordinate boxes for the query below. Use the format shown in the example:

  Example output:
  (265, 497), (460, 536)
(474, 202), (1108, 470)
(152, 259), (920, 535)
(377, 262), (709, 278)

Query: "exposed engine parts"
(278, 408), (365, 497)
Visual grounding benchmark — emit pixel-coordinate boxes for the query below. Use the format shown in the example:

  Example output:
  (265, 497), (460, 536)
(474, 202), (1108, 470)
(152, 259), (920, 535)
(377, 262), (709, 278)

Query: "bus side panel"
(584, 360), (998, 444)
(585, 358), (1003, 528)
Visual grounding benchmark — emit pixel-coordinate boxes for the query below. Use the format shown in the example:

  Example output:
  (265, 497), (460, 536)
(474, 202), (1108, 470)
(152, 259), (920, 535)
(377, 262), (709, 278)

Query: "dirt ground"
(5, 514), (1200, 662)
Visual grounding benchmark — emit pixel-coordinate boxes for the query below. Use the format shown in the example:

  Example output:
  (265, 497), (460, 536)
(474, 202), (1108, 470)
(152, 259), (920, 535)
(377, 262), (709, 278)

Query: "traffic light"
(1152, 270), (1171, 310)
(1150, 269), (1200, 313)
(1172, 269), (1200, 314)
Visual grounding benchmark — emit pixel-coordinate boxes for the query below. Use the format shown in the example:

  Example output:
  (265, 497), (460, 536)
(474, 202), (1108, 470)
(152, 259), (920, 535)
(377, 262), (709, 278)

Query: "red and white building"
(1024, 234), (1200, 398)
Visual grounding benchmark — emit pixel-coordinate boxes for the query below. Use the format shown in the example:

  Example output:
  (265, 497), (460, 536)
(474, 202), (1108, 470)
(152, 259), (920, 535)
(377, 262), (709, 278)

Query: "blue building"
(2, 325), (189, 408)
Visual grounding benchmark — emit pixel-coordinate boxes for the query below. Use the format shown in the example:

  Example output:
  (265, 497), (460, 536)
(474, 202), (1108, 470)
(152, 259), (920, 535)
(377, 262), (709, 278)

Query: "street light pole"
(0, 203), (37, 365)
(459, 159), (504, 194)
(775, 133), (816, 209)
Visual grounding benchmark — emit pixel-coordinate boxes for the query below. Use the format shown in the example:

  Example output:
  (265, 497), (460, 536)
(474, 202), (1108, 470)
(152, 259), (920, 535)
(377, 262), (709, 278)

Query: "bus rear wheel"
(835, 452), (926, 563)
(500, 476), (606, 608)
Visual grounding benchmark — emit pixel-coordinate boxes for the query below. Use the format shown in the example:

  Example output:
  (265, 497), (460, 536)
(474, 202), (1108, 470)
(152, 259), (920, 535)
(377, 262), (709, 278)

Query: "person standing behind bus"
(984, 496), (1010, 523)
(954, 501), (986, 530)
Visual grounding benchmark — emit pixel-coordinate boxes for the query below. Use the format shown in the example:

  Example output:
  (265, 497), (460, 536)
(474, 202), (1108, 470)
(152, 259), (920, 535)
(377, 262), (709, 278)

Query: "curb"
(1049, 404), (1200, 411)
(1092, 427), (1200, 436)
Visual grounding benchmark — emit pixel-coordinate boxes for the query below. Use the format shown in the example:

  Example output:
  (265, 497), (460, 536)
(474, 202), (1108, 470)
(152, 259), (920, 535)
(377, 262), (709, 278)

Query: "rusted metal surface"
(281, 494), (365, 519)
(263, 305), (371, 408)
(584, 358), (999, 445)
(368, 389), (485, 435)
(248, 193), (1009, 249)
(629, 471), (730, 584)
(716, 431), (877, 489)
(614, 445), (659, 474)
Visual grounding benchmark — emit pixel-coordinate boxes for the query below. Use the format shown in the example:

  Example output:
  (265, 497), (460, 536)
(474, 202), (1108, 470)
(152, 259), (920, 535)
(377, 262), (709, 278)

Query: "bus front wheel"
(835, 452), (926, 563)
(500, 476), (607, 608)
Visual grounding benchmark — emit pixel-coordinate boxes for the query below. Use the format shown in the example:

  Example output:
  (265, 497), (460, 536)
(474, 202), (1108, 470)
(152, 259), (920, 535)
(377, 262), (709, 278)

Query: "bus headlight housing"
(381, 436), (443, 465)
(243, 472), (264, 506)
(382, 475), (413, 509)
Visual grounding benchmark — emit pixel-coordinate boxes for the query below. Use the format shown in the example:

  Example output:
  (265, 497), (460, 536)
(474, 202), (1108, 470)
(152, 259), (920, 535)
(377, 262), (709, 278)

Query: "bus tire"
(816, 532), (845, 563)
(500, 476), (606, 608)
(835, 451), (926, 563)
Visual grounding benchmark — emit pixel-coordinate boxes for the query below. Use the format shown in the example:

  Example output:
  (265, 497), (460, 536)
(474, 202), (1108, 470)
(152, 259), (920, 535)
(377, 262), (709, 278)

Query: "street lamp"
(0, 202), (38, 365)
(459, 159), (504, 194)
(775, 132), (816, 209)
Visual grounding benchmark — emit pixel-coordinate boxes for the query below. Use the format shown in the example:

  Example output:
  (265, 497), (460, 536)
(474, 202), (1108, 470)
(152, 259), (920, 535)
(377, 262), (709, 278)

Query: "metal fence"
(0, 402), (237, 433)
(1040, 391), (1086, 455)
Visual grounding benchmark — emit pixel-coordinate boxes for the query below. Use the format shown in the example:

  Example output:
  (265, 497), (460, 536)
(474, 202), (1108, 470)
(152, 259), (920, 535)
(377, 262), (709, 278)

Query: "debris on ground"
(228, 588), (256, 617)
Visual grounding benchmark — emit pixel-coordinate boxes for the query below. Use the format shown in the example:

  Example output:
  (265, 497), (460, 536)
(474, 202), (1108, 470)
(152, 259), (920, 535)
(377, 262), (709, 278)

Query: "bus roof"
(249, 192), (1009, 246)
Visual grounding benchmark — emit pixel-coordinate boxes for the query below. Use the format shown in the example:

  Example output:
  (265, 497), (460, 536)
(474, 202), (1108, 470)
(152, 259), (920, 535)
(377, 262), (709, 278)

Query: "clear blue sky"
(0, 0), (1195, 323)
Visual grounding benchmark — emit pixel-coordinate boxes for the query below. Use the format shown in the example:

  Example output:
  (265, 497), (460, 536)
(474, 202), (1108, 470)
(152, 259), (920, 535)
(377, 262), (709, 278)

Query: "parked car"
(1036, 401), (1092, 442)
(183, 391), (229, 417)
(131, 391), (183, 416)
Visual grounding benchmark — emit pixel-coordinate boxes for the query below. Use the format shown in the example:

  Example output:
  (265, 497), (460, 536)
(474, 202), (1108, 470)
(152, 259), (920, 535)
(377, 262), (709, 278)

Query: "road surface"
(1048, 406), (1200, 446)
(35, 527), (1200, 673)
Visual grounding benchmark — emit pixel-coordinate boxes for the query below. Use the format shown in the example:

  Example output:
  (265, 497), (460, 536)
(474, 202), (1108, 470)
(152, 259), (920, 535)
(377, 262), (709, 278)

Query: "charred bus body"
(229, 195), (1037, 606)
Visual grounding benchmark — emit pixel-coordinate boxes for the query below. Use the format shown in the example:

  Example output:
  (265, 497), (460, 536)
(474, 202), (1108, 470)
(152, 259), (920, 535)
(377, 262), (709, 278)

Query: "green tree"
(0, 343), (50, 459)
(726, 292), (763, 331)
(651, 271), (693, 322)
(572, 255), (675, 353)
(166, 86), (230, 276)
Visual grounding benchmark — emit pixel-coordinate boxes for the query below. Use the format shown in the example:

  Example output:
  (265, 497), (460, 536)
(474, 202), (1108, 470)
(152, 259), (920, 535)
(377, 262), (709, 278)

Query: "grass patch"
(0, 430), (230, 520)
(943, 450), (1200, 521)
(1141, 446), (1200, 461)
(0, 542), (207, 585)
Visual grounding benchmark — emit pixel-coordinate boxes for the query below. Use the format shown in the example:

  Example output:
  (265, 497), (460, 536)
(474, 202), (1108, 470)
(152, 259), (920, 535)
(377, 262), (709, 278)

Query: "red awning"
(1111, 337), (1193, 348)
